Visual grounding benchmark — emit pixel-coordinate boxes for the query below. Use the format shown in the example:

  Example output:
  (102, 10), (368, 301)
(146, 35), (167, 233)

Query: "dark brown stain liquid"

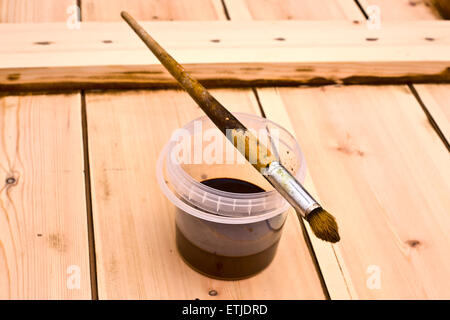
(175, 178), (285, 280)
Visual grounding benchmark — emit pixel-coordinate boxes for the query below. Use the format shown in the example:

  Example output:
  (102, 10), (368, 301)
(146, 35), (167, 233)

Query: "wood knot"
(365, 37), (378, 42)
(7, 73), (20, 81)
(102, 40), (113, 44)
(336, 145), (365, 157)
(210, 39), (221, 43)
(6, 177), (15, 184)
(425, 37), (435, 41)
(208, 289), (218, 296)
(34, 41), (53, 45)
(5, 176), (18, 186)
(405, 239), (421, 248)
(274, 37), (285, 41)
(48, 233), (67, 253)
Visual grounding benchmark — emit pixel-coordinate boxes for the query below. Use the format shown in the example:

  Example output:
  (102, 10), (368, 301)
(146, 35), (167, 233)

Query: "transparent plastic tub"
(157, 113), (306, 280)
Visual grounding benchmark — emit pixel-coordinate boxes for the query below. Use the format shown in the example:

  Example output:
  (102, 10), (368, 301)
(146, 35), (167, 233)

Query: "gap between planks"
(251, 87), (332, 299)
(80, 90), (100, 299)
(408, 84), (450, 152)
(254, 87), (357, 300)
(352, 1), (450, 153)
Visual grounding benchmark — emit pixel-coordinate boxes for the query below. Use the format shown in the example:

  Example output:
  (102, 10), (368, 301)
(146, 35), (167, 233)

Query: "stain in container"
(176, 177), (284, 280)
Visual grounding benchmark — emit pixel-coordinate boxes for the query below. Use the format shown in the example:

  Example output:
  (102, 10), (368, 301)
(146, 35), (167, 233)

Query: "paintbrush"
(121, 11), (340, 243)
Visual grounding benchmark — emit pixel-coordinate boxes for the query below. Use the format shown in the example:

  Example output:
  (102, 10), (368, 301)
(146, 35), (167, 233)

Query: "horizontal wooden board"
(85, 89), (326, 299)
(0, 93), (91, 299)
(1, 20), (449, 91)
(258, 86), (450, 299)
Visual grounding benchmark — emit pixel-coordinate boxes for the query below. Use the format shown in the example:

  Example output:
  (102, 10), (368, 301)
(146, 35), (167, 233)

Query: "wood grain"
(0, 93), (91, 299)
(414, 84), (450, 142)
(0, 0), (75, 22)
(1, 20), (449, 91)
(258, 86), (450, 299)
(82, 0), (226, 21)
(85, 89), (326, 299)
(228, 0), (357, 300)
(256, 88), (356, 300)
(224, 0), (363, 20)
(358, 0), (440, 20)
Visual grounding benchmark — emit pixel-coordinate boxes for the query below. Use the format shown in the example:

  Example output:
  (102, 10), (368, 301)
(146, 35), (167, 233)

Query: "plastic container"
(157, 113), (306, 280)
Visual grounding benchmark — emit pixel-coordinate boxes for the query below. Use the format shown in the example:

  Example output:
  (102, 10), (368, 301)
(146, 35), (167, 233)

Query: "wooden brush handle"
(121, 11), (247, 134)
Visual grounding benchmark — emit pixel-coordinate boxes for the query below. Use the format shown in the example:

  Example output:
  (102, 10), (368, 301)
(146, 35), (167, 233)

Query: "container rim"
(156, 112), (306, 224)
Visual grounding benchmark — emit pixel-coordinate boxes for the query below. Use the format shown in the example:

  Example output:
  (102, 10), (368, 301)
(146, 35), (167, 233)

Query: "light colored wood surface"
(0, 0), (75, 22)
(256, 88), (356, 300)
(359, 0), (440, 20)
(0, 93), (91, 299)
(224, 0), (363, 20)
(85, 89), (326, 299)
(82, 0), (226, 21)
(415, 84), (450, 141)
(259, 86), (450, 299)
(0, 0), (449, 300)
(1, 20), (449, 90)
(363, 0), (450, 144)
(230, 0), (357, 300)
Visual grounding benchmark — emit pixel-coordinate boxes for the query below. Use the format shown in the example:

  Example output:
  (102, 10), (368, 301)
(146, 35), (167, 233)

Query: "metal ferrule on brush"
(263, 161), (320, 218)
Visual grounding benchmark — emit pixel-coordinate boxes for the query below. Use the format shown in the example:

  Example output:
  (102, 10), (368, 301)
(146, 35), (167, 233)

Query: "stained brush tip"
(306, 208), (340, 243)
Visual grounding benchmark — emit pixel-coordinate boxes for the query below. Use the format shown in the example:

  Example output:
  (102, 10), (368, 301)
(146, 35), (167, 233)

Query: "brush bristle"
(306, 208), (340, 243)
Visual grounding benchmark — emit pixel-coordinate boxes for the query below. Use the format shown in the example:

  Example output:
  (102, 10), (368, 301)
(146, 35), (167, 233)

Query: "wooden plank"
(228, 0), (358, 301)
(0, 0), (75, 22)
(86, 89), (326, 299)
(224, 0), (363, 20)
(358, 0), (440, 20)
(1, 20), (449, 91)
(82, 0), (226, 21)
(414, 84), (450, 142)
(256, 88), (356, 300)
(0, 93), (91, 299)
(258, 86), (450, 299)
